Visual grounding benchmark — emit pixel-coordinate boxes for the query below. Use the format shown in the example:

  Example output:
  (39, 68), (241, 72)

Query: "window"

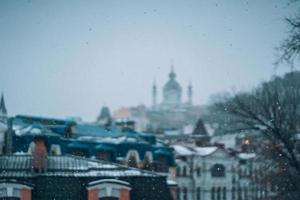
(211, 187), (215, 200)
(196, 187), (201, 200)
(243, 169), (247, 177)
(232, 187), (236, 200)
(271, 182), (276, 192)
(182, 166), (187, 176)
(238, 187), (242, 200)
(211, 164), (225, 177)
(217, 187), (221, 200)
(244, 187), (248, 200)
(255, 187), (258, 199)
(177, 187), (181, 200)
(232, 175), (236, 184)
(183, 187), (187, 200)
(0, 188), (7, 198)
(96, 152), (112, 161)
(222, 187), (226, 200)
(142, 152), (154, 170)
(238, 168), (242, 177)
(12, 189), (20, 198)
(127, 153), (138, 168)
(196, 167), (201, 176)
(177, 166), (181, 176)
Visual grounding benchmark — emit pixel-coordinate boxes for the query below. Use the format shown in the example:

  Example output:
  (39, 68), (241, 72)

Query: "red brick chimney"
(33, 136), (47, 172)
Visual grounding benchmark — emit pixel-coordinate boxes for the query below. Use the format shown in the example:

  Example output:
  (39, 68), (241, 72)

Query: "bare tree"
(277, 8), (300, 68)
(210, 71), (300, 199)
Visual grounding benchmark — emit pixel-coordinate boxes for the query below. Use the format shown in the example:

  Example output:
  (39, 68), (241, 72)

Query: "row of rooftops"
(0, 114), (177, 200)
(2, 114), (176, 169)
(0, 114), (177, 198)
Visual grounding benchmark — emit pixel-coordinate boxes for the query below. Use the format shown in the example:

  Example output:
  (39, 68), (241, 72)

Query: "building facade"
(173, 145), (263, 200)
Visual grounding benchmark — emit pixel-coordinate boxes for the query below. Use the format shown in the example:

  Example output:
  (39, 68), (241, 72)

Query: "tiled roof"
(0, 155), (159, 178)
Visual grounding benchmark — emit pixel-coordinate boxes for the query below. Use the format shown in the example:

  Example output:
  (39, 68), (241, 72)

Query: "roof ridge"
(59, 154), (162, 176)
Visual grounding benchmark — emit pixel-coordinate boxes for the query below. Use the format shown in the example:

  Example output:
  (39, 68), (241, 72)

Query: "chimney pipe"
(33, 136), (47, 173)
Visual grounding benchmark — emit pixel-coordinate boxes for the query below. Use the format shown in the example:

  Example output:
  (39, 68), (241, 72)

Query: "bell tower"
(188, 82), (193, 105)
(152, 81), (157, 108)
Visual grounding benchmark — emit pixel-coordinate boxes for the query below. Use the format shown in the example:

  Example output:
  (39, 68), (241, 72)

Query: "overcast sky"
(0, 0), (298, 121)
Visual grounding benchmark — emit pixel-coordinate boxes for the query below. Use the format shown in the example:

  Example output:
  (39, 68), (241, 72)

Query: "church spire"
(188, 81), (193, 105)
(0, 93), (7, 116)
(152, 80), (157, 108)
(169, 63), (176, 80)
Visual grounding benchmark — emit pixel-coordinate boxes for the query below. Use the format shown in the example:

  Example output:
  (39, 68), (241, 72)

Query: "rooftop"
(0, 155), (160, 178)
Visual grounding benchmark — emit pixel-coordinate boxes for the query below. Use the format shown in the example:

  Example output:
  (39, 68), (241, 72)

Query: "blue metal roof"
(74, 124), (122, 138)
(95, 143), (117, 152)
(11, 116), (175, 167)
(67, 142), (90, 150)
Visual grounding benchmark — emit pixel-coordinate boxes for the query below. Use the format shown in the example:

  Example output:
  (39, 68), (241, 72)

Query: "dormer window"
(96, 152), (113, 162)
(50, 144), (61, 155)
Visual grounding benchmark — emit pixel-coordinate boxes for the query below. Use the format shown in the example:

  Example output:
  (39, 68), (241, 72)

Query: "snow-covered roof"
(14, 125), (60, 137)
(99, 136), (138, 144)
(204, 123), (215, 136)
(78, 135), (148, 145)
(237, 153), (256, 160)
(172, 145), (194, 155)
(167, 179), (177, 186)
(183, 124), (194, 135)
(210, 134), (237, 148)
(164, 129), (181, 136)
(0, 155), (160, 178)
(194, 147), (218, 156)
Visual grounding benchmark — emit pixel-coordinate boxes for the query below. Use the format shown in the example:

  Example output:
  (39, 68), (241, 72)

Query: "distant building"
(112, 105), (150, 133)
(112, 66), (201, 134)
(147, 66), (201, 133)
(152, 66), (192, 110)
(96, 106), (112, 128)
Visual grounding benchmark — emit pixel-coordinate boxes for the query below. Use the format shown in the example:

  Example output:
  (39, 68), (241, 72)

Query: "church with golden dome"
(152, 66), (193, 111)
(147, 66), (200, 133)
(111, 65), (201, 133)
